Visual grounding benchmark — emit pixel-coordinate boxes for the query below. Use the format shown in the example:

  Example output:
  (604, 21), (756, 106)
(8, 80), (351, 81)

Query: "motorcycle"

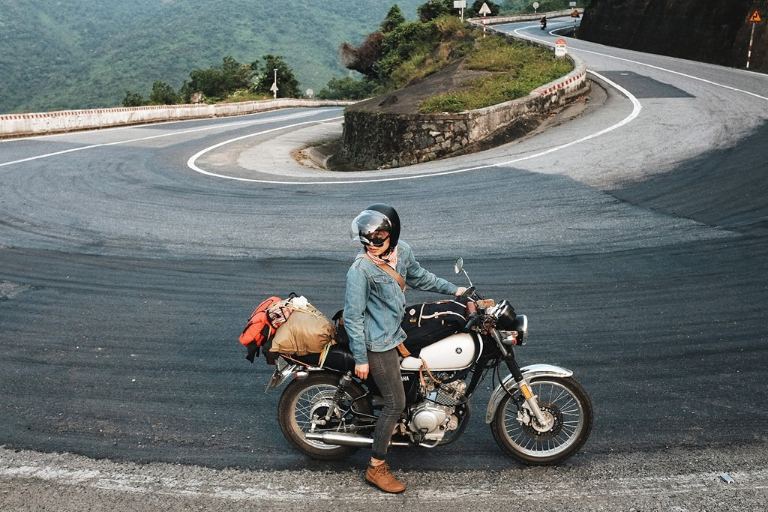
(267, 258), (593, 465)
(540, 18), (547, 30)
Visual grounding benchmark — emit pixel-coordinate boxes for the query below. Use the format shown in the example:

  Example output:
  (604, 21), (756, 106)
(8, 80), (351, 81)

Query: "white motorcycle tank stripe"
(400, 333), (477, 371)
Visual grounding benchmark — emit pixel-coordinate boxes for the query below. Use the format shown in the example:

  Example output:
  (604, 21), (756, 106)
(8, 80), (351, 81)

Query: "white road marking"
(512, 25), (768, 102)
(0, 110), (331, 168)
(185, 74), (642, 185)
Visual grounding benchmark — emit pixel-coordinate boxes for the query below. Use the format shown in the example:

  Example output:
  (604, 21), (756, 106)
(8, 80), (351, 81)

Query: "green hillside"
(0, 0), (425, 114)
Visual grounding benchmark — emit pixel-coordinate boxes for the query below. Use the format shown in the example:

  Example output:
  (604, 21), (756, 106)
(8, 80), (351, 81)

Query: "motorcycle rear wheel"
(277, 372), (372, 460)
(490, 376), (593, 465)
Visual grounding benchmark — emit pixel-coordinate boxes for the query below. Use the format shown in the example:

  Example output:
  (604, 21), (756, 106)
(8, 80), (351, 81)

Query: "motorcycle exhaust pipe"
(305, 432), (373, 447)
(305, 432), (411, 448)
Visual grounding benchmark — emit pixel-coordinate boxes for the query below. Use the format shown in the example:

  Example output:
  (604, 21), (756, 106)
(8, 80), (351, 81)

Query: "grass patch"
(419, 36), (573, 114)
(221, 90), (272, 103)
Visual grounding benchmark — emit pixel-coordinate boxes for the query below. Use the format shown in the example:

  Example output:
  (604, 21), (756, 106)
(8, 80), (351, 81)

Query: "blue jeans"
(367, 348), (406, 461)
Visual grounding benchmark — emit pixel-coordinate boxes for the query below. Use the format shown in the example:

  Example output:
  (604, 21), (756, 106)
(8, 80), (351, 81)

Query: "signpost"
(747, 9), (763, 69)
(555, 38), (568, 58)
(571, 2), (580, 34)
(479, 2), (491, 37)
(533, 2), (539, 14)
(454, 1), (466, 22)
(270, 69), (278, 99)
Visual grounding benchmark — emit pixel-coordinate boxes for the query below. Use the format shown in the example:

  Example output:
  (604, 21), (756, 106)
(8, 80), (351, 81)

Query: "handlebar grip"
(464, 312), (479, 331)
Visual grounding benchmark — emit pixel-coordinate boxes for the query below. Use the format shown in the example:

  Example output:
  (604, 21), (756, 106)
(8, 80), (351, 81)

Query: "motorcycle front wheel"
(277, 372), (372, 461)
(490, 376), (593, 465)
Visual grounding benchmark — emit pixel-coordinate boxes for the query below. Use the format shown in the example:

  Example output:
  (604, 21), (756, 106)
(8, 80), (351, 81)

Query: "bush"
(378, 20), (441, 77)
(419, 36), (573, 113)
(122, 91), (145, 107)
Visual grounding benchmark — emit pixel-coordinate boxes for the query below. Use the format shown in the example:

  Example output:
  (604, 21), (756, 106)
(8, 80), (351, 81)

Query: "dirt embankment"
(346, 59), (493, 115)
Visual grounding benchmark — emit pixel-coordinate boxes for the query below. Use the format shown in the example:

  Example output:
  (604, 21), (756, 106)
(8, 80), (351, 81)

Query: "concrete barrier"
(0, 99), (354, 138)
(468, 9), (584, 25)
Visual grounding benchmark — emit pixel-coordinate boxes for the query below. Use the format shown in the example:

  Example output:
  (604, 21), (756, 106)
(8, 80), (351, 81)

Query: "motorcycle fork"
(504, 357), (550, 429)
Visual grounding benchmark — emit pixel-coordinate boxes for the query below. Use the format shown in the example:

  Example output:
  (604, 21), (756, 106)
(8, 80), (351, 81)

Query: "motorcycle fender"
(265, 361), (303, 392)
(484, 364), (573, 424)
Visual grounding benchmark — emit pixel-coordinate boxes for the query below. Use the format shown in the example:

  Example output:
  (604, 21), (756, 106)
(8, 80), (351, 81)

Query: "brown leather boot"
(365, 462), (406, 493)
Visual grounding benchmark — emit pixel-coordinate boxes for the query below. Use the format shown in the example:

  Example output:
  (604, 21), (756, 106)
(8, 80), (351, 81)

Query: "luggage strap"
(364, 252), (406, 292)
(418, 357), (443, 388)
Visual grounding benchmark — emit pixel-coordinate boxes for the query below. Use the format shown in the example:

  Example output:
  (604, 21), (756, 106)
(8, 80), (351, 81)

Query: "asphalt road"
(1, 18), (767, 510)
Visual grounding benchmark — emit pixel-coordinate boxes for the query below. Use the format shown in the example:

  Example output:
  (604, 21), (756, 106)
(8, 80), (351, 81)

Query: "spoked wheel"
(490, 376), (593, 465)
(277, 372), (372, 460)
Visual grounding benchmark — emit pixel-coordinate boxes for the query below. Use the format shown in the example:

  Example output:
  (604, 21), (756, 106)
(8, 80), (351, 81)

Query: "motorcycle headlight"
(494, 300), (517, 330)
(499, 314), (528, 346)
(514, 314), (528, 346)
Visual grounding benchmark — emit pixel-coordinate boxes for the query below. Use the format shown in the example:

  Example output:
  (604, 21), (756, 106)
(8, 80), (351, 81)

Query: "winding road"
(1, 18), (767, 510)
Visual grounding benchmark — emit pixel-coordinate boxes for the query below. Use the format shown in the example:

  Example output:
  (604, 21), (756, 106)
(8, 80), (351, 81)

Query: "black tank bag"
(401, 299), (467, 356)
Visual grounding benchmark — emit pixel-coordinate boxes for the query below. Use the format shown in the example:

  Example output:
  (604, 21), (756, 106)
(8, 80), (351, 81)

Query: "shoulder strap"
(364, 252), (406, 292)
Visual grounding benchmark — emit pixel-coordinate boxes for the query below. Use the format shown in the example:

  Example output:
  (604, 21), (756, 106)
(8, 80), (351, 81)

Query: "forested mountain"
(0, 0), (425, 114)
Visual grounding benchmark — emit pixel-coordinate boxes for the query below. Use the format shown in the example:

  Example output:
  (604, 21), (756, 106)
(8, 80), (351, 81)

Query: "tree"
(317, 76), (380, 100)
(220, 56), (253, 94)
(149, 81), (180, 105)
(184, 56), (255, 101)
(381, 4), (406, 33)
(186, 67), (225, 100)
(252, 55), (301, 98)
(417, 0), (453, 22)
(340, 32), (385, 80)
(122, 91), (145, 107)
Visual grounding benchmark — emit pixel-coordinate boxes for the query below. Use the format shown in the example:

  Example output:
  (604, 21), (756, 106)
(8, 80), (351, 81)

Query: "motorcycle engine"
(408, 379), (467, 443)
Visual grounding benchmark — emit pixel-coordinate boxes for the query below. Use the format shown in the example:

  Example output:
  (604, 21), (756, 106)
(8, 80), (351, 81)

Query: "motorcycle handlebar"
(464, 312), (479, 331)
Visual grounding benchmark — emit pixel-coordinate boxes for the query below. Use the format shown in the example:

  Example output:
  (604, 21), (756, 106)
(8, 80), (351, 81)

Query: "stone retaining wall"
(342, 29), (588, 170)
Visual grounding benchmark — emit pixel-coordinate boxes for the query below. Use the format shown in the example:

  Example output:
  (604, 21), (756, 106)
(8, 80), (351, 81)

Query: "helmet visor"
(350, 210), (392, 245)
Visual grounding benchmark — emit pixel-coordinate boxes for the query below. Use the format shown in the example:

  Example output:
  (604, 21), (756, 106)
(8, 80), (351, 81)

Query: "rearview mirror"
(454, 257), (464, 274)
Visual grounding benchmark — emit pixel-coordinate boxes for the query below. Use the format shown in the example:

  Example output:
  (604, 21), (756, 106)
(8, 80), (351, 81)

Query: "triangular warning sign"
(749, 9), (762, 23)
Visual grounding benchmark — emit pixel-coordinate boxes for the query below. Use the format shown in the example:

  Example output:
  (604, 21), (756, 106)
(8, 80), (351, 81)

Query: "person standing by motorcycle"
(343, 204), (466, 493)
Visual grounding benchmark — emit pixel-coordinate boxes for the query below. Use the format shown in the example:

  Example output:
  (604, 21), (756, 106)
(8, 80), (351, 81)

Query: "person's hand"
(455, 287), (467, 297)
(355, 363), (369, 380)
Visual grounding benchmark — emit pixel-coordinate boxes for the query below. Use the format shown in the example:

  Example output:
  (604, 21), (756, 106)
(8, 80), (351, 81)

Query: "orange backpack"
(239, 296), (282, 362)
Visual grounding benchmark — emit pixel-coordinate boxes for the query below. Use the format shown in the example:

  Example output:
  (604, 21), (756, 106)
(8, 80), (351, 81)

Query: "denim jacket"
(343, 241), (458, 365)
